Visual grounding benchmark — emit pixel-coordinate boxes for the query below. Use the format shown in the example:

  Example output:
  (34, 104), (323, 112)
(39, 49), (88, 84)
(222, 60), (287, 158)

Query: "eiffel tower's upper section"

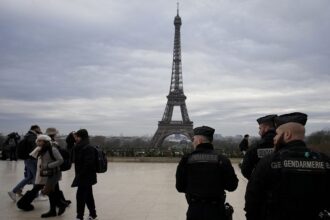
(169, 3), (184, 95)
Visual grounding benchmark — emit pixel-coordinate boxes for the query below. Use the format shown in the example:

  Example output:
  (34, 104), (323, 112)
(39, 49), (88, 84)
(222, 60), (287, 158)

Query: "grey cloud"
(0, 0), (329, 136)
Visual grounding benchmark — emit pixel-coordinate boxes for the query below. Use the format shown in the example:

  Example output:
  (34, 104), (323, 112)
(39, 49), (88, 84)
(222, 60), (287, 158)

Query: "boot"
(17, 190), (36, 211)
(46, 190), (58, 217)
(17, 203), (34, 211)
(41, 209), (56, 218)
(58, 190), (71, 206)
(58, 205), (66, 216)
(65, 199), (72, 206)
(50, 188), (66, 216)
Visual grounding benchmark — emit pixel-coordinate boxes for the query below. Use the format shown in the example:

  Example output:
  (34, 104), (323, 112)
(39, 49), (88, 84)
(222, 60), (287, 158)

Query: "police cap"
(256, 114), (277, 126)
(274, 112), (308, 127)
(193, 126), (215, 141)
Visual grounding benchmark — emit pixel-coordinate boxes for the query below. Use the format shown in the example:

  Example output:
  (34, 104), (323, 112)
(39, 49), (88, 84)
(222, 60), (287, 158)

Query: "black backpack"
(49, 146), (72, 172)
(93, 145), (108, 173)
(16, 137), (30, 160)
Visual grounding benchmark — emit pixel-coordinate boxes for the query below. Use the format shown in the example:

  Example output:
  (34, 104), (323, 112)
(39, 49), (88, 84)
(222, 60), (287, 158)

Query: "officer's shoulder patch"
(188, 153), (218, 164)
(257, 148), (274, 158)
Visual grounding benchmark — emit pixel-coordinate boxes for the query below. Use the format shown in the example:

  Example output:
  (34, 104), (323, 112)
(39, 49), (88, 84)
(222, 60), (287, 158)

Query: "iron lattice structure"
(150, 8), (193, 148)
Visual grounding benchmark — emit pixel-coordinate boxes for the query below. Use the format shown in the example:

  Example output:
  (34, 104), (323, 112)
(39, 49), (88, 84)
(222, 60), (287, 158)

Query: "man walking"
(238, 134), (249, 168)
(8, 125), (41, 201)
(72, 129), (98, 220)
(239, 134), (249, 155)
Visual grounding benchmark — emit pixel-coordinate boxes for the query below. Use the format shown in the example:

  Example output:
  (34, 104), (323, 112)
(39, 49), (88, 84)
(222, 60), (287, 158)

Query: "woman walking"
(46, 127), (71, 207)
(17, 134), (66, 217)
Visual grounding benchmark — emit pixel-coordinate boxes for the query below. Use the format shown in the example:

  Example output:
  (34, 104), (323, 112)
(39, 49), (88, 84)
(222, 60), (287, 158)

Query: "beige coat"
(30, 146), (63, 187)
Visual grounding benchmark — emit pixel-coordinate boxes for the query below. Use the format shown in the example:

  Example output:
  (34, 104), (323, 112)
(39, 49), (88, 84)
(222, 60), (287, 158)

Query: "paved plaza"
(0, 160), (247, 220)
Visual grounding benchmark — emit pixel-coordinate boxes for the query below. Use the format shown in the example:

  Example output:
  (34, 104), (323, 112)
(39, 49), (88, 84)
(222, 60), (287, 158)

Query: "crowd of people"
(5, 126), (98, 220)
(2, 111), (330, 220)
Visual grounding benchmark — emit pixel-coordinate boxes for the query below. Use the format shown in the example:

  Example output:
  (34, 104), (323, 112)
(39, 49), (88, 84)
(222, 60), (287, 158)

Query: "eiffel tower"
(150, 5), (193, 148)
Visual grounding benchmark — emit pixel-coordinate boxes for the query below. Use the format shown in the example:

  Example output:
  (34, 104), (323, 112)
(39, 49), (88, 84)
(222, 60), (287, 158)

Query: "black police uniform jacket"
(245, 140), (330, 220)
(71, 139), (97, 187)
(241, 129), (276, 179)
(176, 143), (238, 202)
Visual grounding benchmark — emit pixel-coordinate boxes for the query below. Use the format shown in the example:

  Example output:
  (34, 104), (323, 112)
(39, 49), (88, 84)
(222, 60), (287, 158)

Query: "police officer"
(241, 114), (277, 179)
(245, 112), (330, 220)
(176, 126), (238, 220)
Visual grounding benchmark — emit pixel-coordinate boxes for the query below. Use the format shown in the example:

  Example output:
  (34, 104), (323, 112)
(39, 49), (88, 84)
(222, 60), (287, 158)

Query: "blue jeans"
(12, 159), (37, 193)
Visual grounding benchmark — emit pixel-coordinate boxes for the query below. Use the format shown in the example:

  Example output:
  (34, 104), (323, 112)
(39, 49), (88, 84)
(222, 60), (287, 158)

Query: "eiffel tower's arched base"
(150, 122), (193, 148)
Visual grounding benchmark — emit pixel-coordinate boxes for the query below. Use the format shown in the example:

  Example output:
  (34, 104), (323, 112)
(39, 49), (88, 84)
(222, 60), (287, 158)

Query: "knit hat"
(75, 129), (89, 139)
(193, 126), (215, 142)
(36, 134), (52, 143)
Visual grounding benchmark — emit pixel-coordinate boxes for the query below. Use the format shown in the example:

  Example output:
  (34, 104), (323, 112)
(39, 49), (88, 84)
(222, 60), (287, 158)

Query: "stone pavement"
(0, 160), (247, 220)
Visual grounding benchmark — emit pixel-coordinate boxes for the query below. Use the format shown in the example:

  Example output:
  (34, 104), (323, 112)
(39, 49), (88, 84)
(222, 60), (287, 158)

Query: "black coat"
(245, 140), (330, 220)
(71, 139), (97, 187)
(241, 129), (275, 179)
(25, 130), (38, 159)
(239, 138), (249, 152)
(176, 143), (238, 198)
(176, 143), (238, 220)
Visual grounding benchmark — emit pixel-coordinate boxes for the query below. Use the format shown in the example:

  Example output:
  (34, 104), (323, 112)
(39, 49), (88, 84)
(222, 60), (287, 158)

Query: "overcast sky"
(0, 0), (329, 137)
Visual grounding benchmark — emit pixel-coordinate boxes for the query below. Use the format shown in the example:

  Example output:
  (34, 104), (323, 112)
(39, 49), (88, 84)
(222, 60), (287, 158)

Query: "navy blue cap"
(256, 114), (277, 126)
(275, 112), (308, 127)
(193, 126), (215, 141)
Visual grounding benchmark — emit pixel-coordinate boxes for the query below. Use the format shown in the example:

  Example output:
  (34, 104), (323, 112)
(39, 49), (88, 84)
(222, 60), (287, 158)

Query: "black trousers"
(76, 184), (96, 219)
(187, 202), (226, 220)
(17, 184), (43, 209)
(9, 146), (17, 160)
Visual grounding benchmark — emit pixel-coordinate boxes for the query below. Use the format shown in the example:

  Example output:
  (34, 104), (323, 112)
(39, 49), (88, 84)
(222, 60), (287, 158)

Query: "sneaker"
(35, 193), (48, 201)
(8, 191), (16, 202)
(86, 216), (98, 220)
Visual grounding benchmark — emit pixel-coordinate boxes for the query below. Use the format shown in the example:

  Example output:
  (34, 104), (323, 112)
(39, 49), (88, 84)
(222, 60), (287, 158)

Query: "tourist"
(72, 129), (98, 220)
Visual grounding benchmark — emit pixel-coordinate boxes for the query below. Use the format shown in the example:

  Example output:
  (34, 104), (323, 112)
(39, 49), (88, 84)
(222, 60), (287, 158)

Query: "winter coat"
(30, 146), (63, 187)
(71, 139), (97, 187)
(176, 143), (238, 196)
(176, 143), (238, 220)
(25, 130), (38, 159)
(241, 129), (276, 179)
(245, 140), (330, 220)
(239, 138), (249, 152)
